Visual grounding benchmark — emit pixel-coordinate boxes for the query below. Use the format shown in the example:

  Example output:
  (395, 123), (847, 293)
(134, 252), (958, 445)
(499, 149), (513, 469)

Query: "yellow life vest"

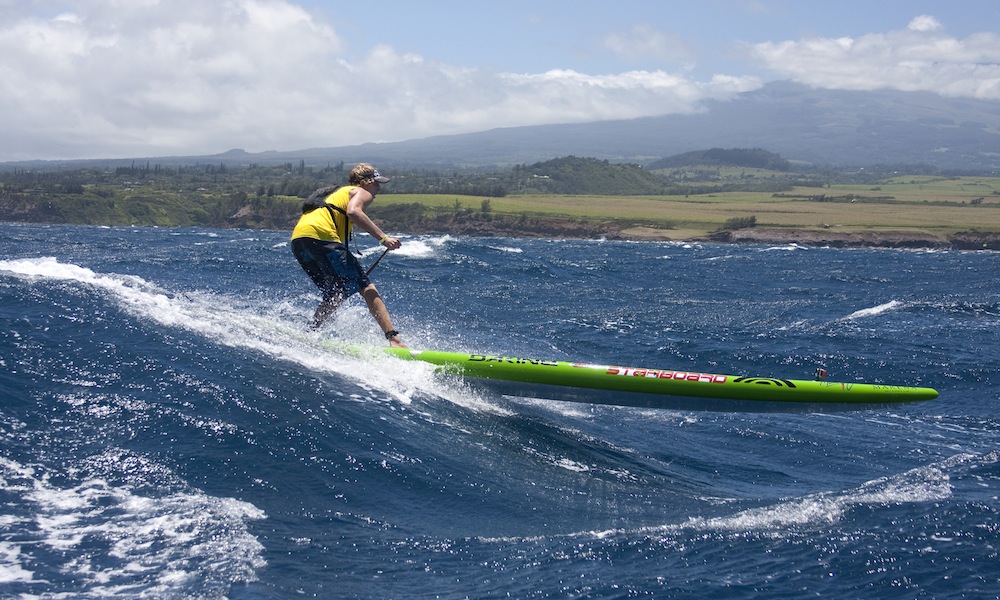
(291, 186), (356, 245)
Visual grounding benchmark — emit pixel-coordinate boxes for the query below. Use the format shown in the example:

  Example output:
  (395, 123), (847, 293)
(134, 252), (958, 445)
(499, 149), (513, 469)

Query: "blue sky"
(310, 0), (998, 78)
(1, 0), (998, 161)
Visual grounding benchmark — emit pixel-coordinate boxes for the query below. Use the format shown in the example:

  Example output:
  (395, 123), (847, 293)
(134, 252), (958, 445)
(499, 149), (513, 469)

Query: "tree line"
(0, 151), (970, 230)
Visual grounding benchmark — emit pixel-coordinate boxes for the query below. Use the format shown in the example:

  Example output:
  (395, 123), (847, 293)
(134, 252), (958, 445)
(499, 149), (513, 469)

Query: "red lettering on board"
(605, 366), (726, 384)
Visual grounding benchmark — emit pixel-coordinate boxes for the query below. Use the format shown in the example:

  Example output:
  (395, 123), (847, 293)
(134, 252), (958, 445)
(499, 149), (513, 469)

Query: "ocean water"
(0, 222), (997, 599)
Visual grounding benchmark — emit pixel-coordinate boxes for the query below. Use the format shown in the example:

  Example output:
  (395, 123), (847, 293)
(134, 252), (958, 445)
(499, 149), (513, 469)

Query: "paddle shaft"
(365, 248), (390, 276)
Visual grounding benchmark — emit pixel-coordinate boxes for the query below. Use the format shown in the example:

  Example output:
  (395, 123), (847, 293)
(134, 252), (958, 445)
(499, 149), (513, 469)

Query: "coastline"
(696, 228), (1000, 251)
(4, 214), (999, 251)
(395, 216), (1000, 250)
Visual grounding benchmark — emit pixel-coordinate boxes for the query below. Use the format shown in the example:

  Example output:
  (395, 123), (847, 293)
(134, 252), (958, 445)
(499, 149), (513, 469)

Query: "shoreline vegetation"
(372, 190), (1000, 250)
(2, 154), (999, 250)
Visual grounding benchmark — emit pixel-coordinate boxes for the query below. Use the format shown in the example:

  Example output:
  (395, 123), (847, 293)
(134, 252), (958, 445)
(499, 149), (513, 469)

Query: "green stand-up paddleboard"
(383, 348), (938, 412)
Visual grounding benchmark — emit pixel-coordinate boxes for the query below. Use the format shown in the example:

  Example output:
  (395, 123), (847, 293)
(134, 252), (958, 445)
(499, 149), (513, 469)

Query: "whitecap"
(840, 300), (904, 321)
(0, 454), (266, 595)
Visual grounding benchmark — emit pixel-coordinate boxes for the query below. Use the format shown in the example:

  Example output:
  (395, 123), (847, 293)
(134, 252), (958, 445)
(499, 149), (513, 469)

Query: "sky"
(1, 0), (998, 162)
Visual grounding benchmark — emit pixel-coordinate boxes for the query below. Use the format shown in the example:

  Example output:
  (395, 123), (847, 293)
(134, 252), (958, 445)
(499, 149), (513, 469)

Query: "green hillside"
(2, 154), (998, 248)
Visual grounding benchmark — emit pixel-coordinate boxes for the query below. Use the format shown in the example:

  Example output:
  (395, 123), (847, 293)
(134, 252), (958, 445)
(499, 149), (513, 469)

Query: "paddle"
(365, 248), (390, 276)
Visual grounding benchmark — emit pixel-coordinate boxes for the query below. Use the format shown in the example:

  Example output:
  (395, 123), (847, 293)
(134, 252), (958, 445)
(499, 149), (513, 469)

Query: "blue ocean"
(1, 222), (997, 599)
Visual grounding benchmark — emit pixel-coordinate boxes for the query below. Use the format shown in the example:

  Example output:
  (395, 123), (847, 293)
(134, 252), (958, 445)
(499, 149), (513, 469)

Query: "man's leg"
(310, 293), (343, 330)
(361, 284), (406, 348)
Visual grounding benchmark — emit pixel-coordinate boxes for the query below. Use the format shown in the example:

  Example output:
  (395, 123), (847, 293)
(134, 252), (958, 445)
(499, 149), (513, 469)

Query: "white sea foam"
(0, 542), (34, 584)
(0, 454), (266, 595)
(678, 454), (977, 536)
(686, 469), (948, 532)
(0, 256), (504, 414)
(481, 454), (966, 545)
(760, 244), (809, 252)
(381, 234), (452, 259)
(489, 245), (524, 253)
(840, 300), (904, 321)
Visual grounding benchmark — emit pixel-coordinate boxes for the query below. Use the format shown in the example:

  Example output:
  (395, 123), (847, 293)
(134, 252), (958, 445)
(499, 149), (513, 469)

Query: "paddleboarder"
(291, 163), (406, 348)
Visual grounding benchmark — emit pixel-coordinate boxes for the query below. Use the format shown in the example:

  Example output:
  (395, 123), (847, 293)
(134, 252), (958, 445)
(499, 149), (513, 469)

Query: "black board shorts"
(291, 238), (371, 301)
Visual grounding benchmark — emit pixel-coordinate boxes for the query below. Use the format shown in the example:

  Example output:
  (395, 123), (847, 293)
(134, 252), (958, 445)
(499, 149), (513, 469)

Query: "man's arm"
(346, 188), (401, 249)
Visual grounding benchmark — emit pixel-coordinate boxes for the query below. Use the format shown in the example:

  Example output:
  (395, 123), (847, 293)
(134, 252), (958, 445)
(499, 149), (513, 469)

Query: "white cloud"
(747, 15), (1000, 100)
(0, 0), (346, 159)
(604, 24), (695, 67)
(11, 4), (994, 163)
(0, 0), (758, 161)
(907, 15), (942, 33)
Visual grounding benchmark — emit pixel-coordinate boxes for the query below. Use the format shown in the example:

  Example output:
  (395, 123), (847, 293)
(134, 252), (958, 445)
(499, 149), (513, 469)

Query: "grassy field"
(380, 175), (1000, 240)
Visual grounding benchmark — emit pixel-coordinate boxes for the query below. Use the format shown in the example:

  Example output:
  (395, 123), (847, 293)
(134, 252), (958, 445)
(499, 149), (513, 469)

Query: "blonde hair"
(349, 163), (378, 186)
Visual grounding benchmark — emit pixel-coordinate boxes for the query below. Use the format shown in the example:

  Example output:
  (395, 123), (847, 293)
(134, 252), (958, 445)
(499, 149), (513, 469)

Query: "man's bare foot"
(384, 329), (407, 348)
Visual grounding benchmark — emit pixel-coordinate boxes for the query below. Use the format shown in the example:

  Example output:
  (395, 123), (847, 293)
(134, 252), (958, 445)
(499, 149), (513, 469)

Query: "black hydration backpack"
(302, 185), (343, 214)
(302, 185), (353, 250)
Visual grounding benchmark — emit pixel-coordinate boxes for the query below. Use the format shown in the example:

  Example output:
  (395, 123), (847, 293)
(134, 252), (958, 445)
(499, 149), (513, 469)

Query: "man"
(291, 163), (406, 348)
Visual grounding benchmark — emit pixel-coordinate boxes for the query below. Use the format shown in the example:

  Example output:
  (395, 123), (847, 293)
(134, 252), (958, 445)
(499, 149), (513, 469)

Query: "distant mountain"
(646, 148), (791, 171)
(359, 82), (1000, 171)
(7, 81), (1000, 171)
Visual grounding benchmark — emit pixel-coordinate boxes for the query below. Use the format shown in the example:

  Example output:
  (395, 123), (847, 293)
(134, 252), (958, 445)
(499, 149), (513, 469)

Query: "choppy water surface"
(0, 223), (997, 598)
